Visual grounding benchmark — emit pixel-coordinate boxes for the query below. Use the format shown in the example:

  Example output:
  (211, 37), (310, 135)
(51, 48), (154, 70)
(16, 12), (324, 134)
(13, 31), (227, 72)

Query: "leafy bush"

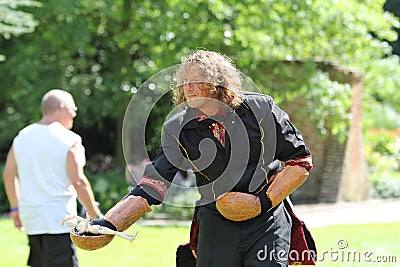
(366, 126), (400, 199)
(145, 171), (200, 220)
(86, 156), (200, 219)
(364, 103), (400, 131)
(85, 154), (131, 212)
(370, 171), (400, 199)
(365, 129), (399, 157)
(364, 126), (400, 200)
(146, 189), (199, 220)
(86, 168), (131, 212)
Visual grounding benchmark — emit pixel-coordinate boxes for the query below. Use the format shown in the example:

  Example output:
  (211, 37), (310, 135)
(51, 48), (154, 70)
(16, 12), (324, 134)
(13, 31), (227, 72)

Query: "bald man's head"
(41, 89), (75, 116)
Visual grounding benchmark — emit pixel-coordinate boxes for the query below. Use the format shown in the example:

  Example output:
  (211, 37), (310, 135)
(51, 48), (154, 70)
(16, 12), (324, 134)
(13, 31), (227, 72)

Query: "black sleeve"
(143, 124), (184, 182)
(272, 101), (311, 161)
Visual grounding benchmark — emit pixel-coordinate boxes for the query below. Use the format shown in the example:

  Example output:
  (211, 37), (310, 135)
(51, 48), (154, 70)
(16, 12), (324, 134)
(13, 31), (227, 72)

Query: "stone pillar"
(337, 74), (370, 201)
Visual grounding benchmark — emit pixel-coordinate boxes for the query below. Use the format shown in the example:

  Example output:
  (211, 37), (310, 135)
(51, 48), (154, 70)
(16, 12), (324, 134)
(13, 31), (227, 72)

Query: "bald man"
(2, 89), (101, 267)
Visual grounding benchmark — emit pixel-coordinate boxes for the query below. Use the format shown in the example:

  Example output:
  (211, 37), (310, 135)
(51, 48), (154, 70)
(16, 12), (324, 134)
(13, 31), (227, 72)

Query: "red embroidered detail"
(285, 155), (313, 171)
(209, 122), (225, 147)
(138, 176), (168, 201)
(196, 109), (227, 147)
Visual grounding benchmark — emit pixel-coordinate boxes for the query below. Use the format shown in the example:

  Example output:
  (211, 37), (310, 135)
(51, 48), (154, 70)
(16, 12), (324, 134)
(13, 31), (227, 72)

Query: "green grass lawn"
(1, 217), (399, 267)
(310, 223), (399, 267)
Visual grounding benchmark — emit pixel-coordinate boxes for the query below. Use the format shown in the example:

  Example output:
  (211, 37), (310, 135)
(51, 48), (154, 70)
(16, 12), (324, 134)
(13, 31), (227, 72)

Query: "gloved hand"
(68, 195), (152, 250)
(129, 185), (162, 205)
(256, 187), (273, 213)
(87, 218), (117, 234)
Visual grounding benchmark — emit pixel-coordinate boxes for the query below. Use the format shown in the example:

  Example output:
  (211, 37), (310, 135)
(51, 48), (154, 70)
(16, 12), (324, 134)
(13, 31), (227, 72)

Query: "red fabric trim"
(283, 200), (317, 265)
(285, 155), (313, 171)
(189, 216), (199, 256)
(138, 176), (168, 201)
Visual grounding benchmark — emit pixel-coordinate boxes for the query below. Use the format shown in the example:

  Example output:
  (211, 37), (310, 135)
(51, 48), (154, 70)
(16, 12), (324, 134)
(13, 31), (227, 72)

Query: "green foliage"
(0, 0), (41, 38)
(364, 103), (400, 130)
(0, 164), (10, 213)
(303, 72), (353, 139)
(365, 129), (400, 199)
(1, 0), (400, 164)
(145, 171), (200, 220)
(147, 188), (199, 220)
(86, 168), (130, 212)
(365, 128), (399, 169)
(365, 130), (399, 156)
(384, 0), (400, 56)
(0, 0), (42, 61)
(247, 60), (353, 139)
(363, 56), (400, 112)
(232, 0), (397, 64)
(84, 154), (130, 211)
(370, 173), (400, 199)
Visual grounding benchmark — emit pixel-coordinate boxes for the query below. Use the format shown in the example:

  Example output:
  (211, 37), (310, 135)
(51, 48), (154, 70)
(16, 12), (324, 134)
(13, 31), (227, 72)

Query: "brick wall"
(282, 74), (369, 203)
(259, 59), (370, 203)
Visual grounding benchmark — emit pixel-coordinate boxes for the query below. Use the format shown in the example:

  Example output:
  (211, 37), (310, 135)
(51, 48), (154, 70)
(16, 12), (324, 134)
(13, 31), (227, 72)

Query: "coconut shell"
(216, 192), (261, 221)
(267, 165), (309, 207)
(70, 230), (114, 251)
(70, 195), (151, 251)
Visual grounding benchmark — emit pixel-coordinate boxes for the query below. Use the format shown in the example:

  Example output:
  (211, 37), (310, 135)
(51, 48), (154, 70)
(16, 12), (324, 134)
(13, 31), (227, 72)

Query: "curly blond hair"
(172, 50), (243, 109)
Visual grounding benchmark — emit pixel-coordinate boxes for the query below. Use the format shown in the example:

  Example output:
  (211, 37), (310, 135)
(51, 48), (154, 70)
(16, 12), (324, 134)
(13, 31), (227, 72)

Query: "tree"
(384, 0), (400, 56)
(0, 0), (41, 61)
(0, 0), (399, 166)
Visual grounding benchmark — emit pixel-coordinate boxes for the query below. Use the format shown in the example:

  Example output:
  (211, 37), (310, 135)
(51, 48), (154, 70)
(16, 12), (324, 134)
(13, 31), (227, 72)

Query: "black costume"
(131, 92), (312, 267)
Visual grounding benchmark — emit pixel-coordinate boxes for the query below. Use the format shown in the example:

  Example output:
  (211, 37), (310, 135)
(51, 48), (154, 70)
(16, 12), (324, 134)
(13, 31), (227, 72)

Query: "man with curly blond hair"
(74, 50), (314, 267)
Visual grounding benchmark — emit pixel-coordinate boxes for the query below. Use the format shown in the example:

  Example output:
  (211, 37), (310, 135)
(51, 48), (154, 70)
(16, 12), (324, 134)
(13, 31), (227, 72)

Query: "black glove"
(75, 218), (116, 237)
(129, 185), (162, 205)
(256, 187), (272, 213)
(90, 218), (116, 231)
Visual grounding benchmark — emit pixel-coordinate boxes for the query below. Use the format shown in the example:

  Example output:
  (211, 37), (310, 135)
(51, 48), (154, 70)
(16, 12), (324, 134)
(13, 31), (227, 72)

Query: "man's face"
(182, 82), (209, 108)
(59, 99), (77, 130)
(182, 67), (214, 109)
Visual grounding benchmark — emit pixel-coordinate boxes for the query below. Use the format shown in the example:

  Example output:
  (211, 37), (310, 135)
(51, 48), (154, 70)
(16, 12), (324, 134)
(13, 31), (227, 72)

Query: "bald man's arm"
(67, 143), (101, 219)
(2, 145), (23, 230)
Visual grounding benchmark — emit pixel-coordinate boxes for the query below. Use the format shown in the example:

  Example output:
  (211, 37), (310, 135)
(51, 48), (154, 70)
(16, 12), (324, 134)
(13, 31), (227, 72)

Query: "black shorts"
(27, 233), (78, 267)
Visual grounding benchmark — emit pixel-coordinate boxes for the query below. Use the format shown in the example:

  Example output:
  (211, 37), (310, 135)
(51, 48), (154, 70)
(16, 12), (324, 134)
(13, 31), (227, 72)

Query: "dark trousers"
(27, 233), (78, 267)
(196, 202), (291, 267)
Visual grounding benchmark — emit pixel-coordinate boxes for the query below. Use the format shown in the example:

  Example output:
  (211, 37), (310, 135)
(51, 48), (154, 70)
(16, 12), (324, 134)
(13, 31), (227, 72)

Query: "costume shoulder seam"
(243, 92), (274, 107)
(162, 108), (187, 130)
(243, 91), (272, 100)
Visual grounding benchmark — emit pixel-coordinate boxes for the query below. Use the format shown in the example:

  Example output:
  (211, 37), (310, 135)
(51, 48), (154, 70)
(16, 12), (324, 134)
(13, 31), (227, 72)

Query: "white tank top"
(13, 122), (85, 234)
